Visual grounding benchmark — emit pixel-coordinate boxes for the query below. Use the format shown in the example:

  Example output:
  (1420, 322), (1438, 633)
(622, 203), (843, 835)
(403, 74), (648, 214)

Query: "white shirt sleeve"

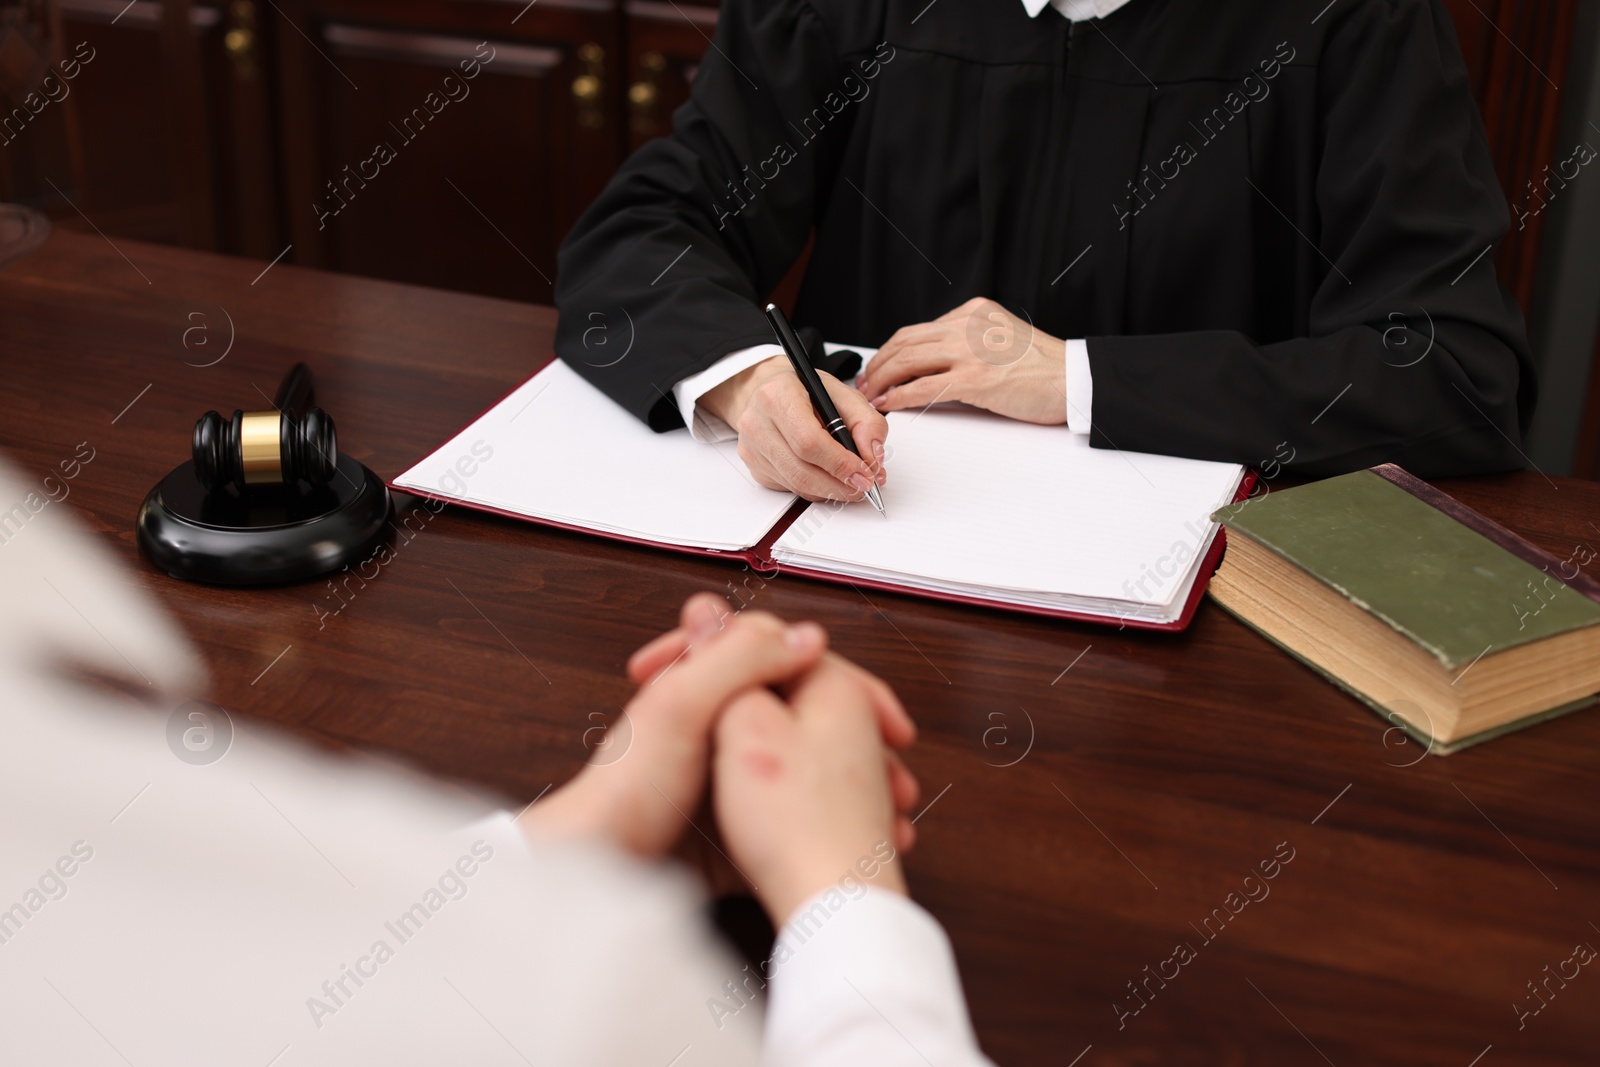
(1065, 338), (1093, 434)
(763, 888), (997, 1067)
(680, 337), (1089, 440)
(673, 344), (787, 443)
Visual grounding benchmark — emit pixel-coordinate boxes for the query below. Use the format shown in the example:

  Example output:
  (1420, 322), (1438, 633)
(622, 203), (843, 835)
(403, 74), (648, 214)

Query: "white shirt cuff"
(1065, 338), (1093, 434)
(764, 887), (994, 1067)
(672, 344), (786, 443)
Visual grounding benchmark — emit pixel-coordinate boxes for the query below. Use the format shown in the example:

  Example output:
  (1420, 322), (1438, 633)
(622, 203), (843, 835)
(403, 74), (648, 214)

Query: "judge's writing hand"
(713, 641), (918, 925)
(521, 594), (918, 865)
(856, 297), (1068, 424)
(700, 356), (888, 503)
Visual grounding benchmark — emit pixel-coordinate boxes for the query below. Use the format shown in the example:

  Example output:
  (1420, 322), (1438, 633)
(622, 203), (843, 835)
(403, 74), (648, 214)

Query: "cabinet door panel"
(5, 0), (279, 254)
(41, 1), (220, 243)
(278, 1), (622, 304)
(318, 27), (561, 301)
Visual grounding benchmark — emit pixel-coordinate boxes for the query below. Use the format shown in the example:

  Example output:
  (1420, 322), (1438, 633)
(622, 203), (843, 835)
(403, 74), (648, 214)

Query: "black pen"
(763, 303), (886, 515)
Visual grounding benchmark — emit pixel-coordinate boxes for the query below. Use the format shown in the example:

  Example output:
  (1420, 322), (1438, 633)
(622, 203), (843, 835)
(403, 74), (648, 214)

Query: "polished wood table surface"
(5, 231), (1598, 1066)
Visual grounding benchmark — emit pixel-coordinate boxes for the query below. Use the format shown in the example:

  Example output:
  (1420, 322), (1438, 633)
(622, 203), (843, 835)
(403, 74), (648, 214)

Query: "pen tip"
(764, 302), (779, 313)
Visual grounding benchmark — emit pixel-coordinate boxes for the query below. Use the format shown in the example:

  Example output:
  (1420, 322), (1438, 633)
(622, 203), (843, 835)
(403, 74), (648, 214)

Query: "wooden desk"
(4, 231), (1597, 1066)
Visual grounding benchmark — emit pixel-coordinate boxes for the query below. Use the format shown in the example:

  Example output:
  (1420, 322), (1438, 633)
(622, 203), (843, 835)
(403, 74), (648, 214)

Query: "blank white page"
(393, 360), (797, 552)
(771, 404), (1244, 620)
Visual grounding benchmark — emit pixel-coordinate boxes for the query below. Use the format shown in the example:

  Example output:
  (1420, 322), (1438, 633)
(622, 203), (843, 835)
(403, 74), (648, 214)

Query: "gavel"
(191, 363), (338, 492)
(139, 361), (391, 586)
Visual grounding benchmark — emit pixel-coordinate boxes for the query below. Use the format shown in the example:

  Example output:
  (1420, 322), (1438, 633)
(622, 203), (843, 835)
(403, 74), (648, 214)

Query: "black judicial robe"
(553, 0), (1535, 478)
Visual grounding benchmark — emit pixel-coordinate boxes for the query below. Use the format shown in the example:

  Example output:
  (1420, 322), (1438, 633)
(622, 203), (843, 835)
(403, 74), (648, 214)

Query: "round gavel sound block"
(137, 453), (392, 587)
(192, 407), (338, 492)
(138, 405), (390, 587)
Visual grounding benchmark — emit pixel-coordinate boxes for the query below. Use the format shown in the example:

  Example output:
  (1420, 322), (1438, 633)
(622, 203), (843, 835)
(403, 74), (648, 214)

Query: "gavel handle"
(274, 362), (315, 417)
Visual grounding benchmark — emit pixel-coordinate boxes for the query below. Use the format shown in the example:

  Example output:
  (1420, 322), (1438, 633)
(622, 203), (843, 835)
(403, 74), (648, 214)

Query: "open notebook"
(393, 358), (1248, 629)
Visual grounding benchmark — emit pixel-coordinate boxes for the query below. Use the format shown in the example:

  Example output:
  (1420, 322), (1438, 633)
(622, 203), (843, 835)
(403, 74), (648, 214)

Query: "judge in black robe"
(553, 0), (1534, 481)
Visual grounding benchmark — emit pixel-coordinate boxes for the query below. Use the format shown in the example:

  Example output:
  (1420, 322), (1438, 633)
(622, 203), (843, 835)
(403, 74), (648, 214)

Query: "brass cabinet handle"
(572, 42), (605, 129)
(628, 51), (667, 135)
(224, 1), (259, 81)
(626, 79), (656, 115)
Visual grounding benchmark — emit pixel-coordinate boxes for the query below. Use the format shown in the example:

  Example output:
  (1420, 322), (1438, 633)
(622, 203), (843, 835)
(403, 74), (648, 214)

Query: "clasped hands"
(702, 297), (1067, 503)
(521, 593), (920, 926)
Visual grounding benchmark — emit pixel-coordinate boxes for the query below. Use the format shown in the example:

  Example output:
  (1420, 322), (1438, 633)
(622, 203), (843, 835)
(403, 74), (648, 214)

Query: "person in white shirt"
(0, 456), (996, 1066)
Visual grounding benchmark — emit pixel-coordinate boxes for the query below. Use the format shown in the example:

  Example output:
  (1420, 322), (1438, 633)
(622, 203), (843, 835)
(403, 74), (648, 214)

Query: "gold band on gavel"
(239, 410), (282, 484)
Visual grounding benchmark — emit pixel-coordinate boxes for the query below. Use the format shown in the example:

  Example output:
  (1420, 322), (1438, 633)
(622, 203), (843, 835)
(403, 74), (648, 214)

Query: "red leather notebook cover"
(389, 363), (1256, 631)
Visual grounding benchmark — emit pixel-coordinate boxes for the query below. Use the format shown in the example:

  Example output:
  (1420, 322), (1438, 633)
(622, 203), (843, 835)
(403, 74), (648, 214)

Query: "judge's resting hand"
(856, 297), (1068, 424)
(712, 647), (917, 925)
(700, 356), (889, 503)
(521, 594), (919, 867)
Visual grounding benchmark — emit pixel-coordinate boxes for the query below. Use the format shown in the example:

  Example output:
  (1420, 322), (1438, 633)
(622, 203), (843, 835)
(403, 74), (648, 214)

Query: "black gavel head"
(193, 407), (338, 493)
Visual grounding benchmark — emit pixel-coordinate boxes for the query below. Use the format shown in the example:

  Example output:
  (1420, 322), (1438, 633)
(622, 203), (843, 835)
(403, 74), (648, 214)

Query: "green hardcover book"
(1208, 465), (1600, 754)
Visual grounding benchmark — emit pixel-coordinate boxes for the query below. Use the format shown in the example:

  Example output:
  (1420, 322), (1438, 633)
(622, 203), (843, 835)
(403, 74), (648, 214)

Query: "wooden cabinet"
(0, 0), (278, 253)
(1, 0), (741, 305)
(2, 0), (663, 301)
(0, 0), (768, 314)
